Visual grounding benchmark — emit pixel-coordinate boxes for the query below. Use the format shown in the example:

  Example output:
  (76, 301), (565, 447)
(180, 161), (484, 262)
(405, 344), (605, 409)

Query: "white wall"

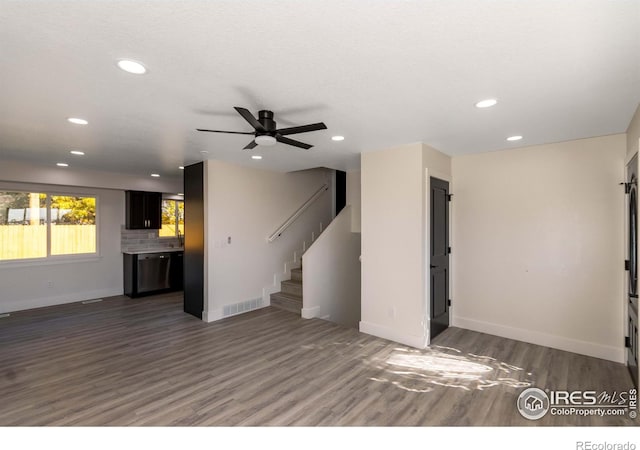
(301, 206), (361, 327)
(451, 134), (626, 362)
(0, 181), (124, 313)
(360, 143), (427, 347)
(346, 170), (361, 232)
(203, 160), (333, 321)
(360, 143), (451, 348)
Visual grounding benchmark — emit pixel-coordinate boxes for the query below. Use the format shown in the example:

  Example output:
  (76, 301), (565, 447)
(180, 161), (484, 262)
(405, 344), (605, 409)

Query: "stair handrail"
(268, 183), (329, 243)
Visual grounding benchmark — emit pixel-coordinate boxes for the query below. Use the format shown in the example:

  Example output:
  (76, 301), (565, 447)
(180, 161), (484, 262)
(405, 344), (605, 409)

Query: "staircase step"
(270, 291), (302, 314)
(290, 268), (303, 282)
(281, 279), (302, 297)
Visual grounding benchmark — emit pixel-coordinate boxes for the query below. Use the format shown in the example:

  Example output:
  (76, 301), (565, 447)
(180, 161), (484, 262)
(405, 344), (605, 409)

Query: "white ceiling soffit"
(0, 0), (638, 176)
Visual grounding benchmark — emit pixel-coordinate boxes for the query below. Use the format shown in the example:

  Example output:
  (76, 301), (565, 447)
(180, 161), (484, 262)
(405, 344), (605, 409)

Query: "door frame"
(625, 152), (639, 386)
(424, 169), (453, 346)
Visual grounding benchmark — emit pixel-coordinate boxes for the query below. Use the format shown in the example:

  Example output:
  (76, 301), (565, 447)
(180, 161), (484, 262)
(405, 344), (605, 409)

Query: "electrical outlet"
(47, 280), (54, 288)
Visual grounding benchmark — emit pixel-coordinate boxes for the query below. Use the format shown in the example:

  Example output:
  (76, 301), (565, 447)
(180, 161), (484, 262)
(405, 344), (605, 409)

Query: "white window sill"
(0, 254), (103, 269)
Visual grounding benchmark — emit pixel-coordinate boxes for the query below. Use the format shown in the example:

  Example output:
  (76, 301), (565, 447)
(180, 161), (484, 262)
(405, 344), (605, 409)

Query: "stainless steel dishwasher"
(137, 253), (172, 294)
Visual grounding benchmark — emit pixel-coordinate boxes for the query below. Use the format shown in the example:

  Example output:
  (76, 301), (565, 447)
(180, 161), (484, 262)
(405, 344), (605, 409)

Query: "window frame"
(0, 186), (100, 266)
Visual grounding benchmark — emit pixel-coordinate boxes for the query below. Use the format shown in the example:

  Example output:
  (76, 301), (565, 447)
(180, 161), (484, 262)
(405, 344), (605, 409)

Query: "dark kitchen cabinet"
(125, 190), (162, 229)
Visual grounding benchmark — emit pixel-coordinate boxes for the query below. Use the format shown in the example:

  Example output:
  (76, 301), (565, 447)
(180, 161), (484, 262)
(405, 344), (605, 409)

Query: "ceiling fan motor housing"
(258, 110), (276, 135)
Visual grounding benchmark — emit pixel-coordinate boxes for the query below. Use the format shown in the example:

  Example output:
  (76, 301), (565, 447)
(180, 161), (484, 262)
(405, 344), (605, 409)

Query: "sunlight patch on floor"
(369, 346), (532, 393)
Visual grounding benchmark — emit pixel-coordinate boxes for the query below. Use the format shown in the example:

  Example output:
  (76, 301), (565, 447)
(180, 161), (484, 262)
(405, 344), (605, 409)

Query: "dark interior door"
(627, 156), (638, 387)
(430, 177), (450, 340)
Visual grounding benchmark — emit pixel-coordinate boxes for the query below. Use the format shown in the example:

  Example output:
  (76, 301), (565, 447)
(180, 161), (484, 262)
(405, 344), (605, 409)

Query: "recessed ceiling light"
(331, 136), (345, 141)
(178, 166), (184, 170)
(200, 150), (209, 154)
(151, 173), (160, 177)
(117, 59), (147, 75)
(475, 99), (497, 108)
(251, 155), (263, 160)
(506, 135), (523, 141)
(67, 117), (88, 125)
(70, 150), (85, 156)
(56, 163), (69, 167)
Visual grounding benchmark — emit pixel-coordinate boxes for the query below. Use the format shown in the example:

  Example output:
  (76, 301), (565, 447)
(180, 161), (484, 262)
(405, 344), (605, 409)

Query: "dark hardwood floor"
(0, 293), (635, 426)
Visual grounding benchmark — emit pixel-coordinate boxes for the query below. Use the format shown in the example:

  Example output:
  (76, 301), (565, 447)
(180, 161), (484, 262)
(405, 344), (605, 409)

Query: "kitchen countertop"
(123, 248), (184, 255)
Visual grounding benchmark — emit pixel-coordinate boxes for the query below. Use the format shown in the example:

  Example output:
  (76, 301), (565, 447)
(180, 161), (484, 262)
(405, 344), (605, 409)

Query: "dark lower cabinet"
(124, 251), (184, 298)
(170, 251), (184, 291)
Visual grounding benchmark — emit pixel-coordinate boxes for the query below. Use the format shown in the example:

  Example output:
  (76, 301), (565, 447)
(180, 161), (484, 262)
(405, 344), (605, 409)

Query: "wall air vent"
(223, 298), (263, 317)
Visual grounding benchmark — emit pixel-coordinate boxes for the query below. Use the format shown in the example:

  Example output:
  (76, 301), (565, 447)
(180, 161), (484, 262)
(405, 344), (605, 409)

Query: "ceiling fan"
(197, 107), (327, 150)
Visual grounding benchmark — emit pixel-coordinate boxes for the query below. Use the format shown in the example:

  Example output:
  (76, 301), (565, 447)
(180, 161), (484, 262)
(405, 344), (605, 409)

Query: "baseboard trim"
(262, 285), (277, 307)
(453, 315), (625, 364)
(301, 305), (320, 319)
(203, 307), (223, 323)
(0, 288), (123, 314)
(359, 320), (428, 349)
(203, 303), (269, 323)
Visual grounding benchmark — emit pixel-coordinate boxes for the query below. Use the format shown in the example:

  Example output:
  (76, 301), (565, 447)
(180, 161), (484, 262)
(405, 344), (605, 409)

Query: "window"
(0, 191), (97, 262)
(160, 199), (184, 238)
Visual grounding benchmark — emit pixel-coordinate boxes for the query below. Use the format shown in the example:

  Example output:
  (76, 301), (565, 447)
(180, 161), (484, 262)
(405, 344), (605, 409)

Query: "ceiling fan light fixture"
(255, 135), (276, 146)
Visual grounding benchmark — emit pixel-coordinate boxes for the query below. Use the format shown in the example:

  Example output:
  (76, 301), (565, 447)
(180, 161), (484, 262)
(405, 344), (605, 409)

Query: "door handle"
(430, 265), (437, 269)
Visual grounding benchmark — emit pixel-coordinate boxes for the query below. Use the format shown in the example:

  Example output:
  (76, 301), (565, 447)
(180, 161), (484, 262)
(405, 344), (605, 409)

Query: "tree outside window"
(160, 199), (184, 238)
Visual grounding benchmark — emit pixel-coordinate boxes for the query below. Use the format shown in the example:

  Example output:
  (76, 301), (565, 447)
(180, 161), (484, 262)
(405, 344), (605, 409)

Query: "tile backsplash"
(121, 226), (182, 253)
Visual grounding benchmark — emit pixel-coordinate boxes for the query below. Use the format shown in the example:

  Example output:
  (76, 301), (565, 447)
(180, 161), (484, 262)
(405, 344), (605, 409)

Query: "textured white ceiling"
(0, 1), (638, 178)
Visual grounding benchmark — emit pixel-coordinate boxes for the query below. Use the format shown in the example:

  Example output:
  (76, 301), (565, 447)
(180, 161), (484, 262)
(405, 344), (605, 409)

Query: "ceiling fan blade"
(276, 134), (313, 150)
(275, 122), (327, 136)
(234, 107), (266, 132)
(243, 140), (258, 150)
(196, 129), (254, 135)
